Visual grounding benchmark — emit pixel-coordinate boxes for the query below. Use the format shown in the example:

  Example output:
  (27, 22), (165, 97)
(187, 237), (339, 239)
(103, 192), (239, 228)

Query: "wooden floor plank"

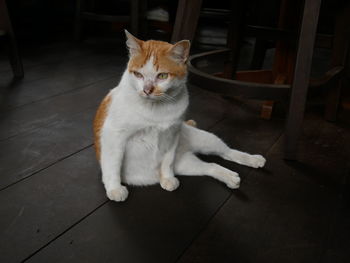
(0, 52), (118, 86)
(25, 178), (230, 263)
(176, 111), (350, 263)
(320, 114), (350, 263)
(0, 147), (106, 263)
(1, 37), (348, 263)
(186, 86), (230, 129)
(0, 42), (89, 72)
(0, 56), (126, 111)
(0, 40), (118, 85)
(0, 76), (120, 141)
(22, 98), (283, 263)
(0, 86), (236, 262)
(0, 108), (95, 190)
(0, 39), (125, 73)
(323, 179), (350, 263)
(0, 39), (127, 112)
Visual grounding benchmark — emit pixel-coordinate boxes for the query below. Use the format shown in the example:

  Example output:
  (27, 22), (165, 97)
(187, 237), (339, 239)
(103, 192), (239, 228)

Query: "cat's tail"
(185, 119), (197, 127)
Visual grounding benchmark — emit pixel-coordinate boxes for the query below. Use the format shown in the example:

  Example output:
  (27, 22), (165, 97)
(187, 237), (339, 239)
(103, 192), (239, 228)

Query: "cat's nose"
(143, 85), (154, 95)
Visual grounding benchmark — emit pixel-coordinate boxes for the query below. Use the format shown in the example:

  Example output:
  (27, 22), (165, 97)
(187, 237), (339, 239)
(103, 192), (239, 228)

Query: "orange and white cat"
(93, 31), (266, 202)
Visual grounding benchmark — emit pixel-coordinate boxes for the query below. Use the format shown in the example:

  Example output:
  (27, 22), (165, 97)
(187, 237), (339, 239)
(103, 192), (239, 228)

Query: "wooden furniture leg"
(223, 0), (247, 79)
(6, 34), (24, 78)
(0, 0), (24, 78)
(75, 0), (84, 41)
(130, 0), (139, 35)
(284, 0), (322, 160)
(139, 0), (148, 38)
(261, 75), (286, 119)
(262, 0), (302, 120)
(324, 2), (350, 121)
(171, 0), (202, 43)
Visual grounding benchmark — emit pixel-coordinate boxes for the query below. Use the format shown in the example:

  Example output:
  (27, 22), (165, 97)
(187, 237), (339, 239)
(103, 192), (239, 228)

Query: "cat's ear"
(125, 30), (142, 56)
(169, 40), (191, 63)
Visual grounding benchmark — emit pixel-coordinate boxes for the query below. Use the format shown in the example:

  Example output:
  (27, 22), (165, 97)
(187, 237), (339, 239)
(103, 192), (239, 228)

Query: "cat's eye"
(157, 73), (168, 80)
(133, 71), (143, 79)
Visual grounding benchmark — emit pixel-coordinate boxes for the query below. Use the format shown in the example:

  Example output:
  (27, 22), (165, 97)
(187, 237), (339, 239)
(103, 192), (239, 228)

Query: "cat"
(93, 30), (266, 202)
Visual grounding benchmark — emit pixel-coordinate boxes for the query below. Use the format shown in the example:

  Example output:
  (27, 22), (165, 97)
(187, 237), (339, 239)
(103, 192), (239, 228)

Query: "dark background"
(5, 0), (346, 40)
(1, 1), (350, 262)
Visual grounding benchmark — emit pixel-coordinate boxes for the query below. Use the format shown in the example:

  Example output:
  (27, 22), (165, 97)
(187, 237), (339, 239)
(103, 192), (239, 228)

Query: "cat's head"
(125, 30), (190, 101)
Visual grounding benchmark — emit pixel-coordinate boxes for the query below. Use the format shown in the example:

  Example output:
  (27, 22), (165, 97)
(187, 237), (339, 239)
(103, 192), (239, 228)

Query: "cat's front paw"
(249, 155), (266, 168)
(107, 186), (129, 202)
(225, 173), (241, 189)
(160, 177), (180, 192)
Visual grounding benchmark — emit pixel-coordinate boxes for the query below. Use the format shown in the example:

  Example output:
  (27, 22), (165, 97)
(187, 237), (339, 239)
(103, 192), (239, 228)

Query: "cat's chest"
(128, 123), (179, 151)
(121, 123), (179, 185)
(121, 124), (174, 182)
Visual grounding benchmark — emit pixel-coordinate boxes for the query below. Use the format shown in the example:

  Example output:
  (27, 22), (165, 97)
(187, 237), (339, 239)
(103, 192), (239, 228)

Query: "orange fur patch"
(93, 93), (112, 161)
(128, 40), (187, 77)
(186, 119), (197, 127)
(153, 86), (163, 96)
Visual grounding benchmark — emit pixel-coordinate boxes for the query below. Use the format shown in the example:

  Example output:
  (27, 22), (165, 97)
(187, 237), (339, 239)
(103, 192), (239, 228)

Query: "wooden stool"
(172, 0), (349, 160)
(0, 0), (24, 79)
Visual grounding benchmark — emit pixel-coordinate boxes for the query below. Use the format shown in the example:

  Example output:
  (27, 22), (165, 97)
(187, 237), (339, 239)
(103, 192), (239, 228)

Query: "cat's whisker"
(157, 95), (171, 104)
(161, 93), (176, 103)
(161, 97), (174, 104)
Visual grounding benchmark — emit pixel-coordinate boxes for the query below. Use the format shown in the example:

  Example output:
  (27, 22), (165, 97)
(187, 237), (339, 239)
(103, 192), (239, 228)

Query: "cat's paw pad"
(160, 177), (180, 192)
(107, 186), (129, 202)
(249, 155), (266, 168)
(225, 174), (241, 189)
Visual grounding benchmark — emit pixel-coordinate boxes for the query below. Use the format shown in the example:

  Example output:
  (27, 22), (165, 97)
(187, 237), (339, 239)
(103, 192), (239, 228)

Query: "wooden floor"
(0, 38), (349, 263)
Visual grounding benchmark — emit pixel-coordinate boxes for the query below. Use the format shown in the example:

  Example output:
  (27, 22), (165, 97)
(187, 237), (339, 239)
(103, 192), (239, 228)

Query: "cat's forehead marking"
(140, 56), (157, 76)
(128, 40), (187, 77)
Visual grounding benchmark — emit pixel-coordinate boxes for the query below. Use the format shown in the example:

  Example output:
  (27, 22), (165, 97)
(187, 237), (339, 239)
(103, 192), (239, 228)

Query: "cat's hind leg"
(174, 152), (240, 189)
(182, 123), (266, 168)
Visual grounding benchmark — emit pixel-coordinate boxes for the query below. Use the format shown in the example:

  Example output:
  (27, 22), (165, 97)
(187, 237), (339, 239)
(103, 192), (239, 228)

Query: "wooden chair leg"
(171, 0), (202, 43)
(222, 0), (248, 80)
(75, 0), (84, 41)
(0, 0), (24, 78)
(262, 0), (302, 121)
(139, 0), (148, 38)
(252, 40), (274, 120)
(6, 34), (24, 78)
(130, 0), (139, 35)
(325, 79), (343, 122)
(261, 101), (274, 119)
(325, 2), (350, 121)
(284, 0), (321, 160)
(261, 74), (286, 120)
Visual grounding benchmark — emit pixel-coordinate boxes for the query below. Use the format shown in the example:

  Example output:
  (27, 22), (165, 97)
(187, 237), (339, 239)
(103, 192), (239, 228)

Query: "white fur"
(99, 38), (266, 202)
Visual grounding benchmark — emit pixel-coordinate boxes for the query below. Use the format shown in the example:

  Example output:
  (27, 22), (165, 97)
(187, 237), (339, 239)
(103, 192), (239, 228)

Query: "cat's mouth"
(139, 91), (163, 99)
(139, 91), (174, 102)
